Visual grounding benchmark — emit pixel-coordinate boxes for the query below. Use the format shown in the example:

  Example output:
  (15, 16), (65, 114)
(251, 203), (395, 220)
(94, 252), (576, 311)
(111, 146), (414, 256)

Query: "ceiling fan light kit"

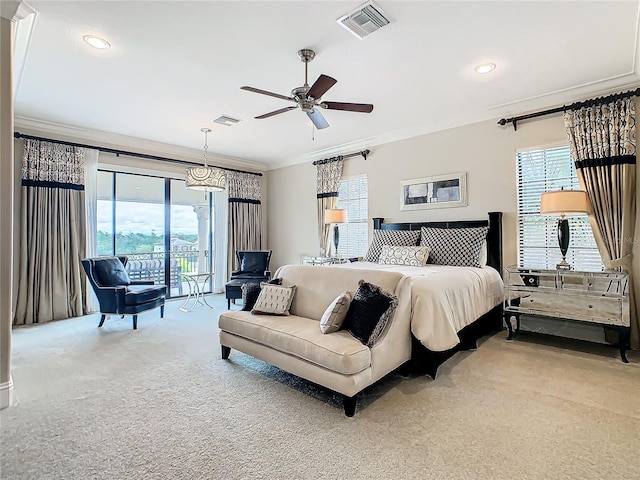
(241, 49), (374, 130)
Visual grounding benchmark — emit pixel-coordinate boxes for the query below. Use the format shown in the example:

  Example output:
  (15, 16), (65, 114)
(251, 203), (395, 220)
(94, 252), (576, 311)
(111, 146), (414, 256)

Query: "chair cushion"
(94, 257), (130, 286)
(240, 252), (268, 273)
(218, 311), (371, 375)
(124, 285), (166, 306)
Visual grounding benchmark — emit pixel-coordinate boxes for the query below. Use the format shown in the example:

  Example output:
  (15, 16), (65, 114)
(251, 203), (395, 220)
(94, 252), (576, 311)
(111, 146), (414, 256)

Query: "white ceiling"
(12, 0), (640, 171)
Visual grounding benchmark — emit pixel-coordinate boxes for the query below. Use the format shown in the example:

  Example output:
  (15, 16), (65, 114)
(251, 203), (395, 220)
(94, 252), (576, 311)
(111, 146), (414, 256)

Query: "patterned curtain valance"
(227, 171), (262, 204)
(316, 159), (343, 198)
(564, 98), (637, 167)
(22, 139), (85, 190)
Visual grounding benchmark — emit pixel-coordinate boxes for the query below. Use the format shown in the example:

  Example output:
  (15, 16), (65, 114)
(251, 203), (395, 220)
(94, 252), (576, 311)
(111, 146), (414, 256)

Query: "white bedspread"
(334, 262), (504, 351)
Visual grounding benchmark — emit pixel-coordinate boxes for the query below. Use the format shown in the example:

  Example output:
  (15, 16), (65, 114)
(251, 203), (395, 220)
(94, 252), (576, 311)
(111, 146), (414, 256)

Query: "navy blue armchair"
(230, 250), (272, 281)
(82, 256), (167, 330)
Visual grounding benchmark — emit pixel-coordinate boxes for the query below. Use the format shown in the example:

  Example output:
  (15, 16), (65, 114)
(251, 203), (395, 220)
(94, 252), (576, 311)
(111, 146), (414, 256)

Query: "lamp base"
(333, 225), (339, 257)
(556, 259), (571, 270)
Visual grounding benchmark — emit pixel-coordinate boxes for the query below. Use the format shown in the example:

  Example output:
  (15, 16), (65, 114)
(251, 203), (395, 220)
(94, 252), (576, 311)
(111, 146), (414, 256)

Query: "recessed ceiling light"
(475, 63), (496, 74)
(83, 35), (110, 49)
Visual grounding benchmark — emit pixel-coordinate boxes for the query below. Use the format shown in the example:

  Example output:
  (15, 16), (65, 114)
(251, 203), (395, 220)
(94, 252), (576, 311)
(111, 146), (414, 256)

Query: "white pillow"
(251, 283), (296, 315)
(320, 291), (352, 334)
(378, 245), (431, 267)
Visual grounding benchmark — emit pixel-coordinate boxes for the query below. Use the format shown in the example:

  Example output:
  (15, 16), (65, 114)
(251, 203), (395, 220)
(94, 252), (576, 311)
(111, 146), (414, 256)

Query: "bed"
(335, 211), (504, 378)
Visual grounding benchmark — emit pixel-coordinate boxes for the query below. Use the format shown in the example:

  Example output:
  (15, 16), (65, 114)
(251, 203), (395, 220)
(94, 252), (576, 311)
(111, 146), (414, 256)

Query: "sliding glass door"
(96, 170), (212, 298)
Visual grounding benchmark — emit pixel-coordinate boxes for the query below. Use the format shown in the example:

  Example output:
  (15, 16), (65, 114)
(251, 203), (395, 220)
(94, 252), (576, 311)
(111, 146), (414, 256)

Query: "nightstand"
(504, 266), (631, 362)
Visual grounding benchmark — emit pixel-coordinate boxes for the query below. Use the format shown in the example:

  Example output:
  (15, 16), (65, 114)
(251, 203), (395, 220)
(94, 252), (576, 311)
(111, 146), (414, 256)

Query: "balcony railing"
(120, 250), (209, 297)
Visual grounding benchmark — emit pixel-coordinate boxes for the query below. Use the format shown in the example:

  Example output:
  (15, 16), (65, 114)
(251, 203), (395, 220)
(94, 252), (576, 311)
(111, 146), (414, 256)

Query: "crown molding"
(14, 116), (267, 172)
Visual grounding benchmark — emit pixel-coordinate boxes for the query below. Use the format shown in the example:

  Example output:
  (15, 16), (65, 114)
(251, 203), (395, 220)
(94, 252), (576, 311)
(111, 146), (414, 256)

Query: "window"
(516, 144), (602, 271)
(336, 175), (368, 258)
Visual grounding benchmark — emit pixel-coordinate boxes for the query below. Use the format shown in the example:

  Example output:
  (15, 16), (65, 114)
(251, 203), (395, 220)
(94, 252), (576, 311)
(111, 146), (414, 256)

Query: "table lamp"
(540, 189), (591, 270)
(324, 208), (348, 257)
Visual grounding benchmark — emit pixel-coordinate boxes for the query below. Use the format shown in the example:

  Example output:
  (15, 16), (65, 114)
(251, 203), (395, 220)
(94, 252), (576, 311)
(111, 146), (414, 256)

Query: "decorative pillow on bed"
(378, 245), (431, 267)
(320, 291), (352, 334)
(251, 283), (296, 315)
(241, 278), (282, 311)
(420, 226), (489, 268)
(342, 280), (398, 347)
(363, 230), (421, 263)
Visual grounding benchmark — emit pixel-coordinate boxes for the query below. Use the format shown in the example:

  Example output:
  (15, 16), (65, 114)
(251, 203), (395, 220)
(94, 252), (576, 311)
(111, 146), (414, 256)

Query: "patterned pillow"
(342, 280), (398, 347)
(320, 291), (352, 334)
(420, 226), (489, 268)
(251, 283), (297, 315)
(378, 245), (431, 267)
(363, 230), (420, 263)
(241, 278), (282, 311)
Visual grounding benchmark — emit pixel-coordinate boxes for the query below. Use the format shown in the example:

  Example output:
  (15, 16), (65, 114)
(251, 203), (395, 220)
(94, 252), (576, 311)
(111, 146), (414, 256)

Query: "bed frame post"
(372, 217), (384, 230)
(487, 212), (503, 277)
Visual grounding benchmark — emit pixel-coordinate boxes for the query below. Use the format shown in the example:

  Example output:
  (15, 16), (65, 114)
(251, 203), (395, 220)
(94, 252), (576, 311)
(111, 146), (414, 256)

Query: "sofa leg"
(98, 314), (106, 328)
(132, 315), (138, 330)
(221, 345), (231, 359)
(160, 305), (165, 318)
(343, 394), (357, 417)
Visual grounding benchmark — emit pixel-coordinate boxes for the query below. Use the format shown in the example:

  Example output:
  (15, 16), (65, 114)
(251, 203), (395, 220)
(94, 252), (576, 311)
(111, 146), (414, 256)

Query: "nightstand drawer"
(517, 291), (626, 326)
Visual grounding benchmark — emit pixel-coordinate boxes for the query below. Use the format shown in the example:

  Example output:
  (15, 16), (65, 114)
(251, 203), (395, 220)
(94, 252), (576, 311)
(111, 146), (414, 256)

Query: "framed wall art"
(400, 172), (467, 210)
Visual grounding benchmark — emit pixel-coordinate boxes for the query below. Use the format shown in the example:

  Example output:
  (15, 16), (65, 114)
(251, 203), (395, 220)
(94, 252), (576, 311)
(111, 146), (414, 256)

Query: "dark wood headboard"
(372, 212), (503, 276)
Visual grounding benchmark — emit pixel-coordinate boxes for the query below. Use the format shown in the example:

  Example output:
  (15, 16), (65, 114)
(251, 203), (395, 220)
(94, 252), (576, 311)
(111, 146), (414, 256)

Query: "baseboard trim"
(0, 377), (13, 409)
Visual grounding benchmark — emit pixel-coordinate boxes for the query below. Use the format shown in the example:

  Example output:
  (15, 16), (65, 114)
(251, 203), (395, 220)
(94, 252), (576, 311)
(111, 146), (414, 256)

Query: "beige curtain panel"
(564, 97), (638, 348)
(316, 160), (344, 256)
(14, 139), (88, 325)
(226, 172), (263, 278)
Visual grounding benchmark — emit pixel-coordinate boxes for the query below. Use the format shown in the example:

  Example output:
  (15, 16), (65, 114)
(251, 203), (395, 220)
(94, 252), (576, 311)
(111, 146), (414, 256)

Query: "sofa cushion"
(252, 283), (296, 315)
(94, 257), (130, 286)
(124, 284), (166, 306)
(320, 291), (352, 334)
(219, 311), (371, 375)
(342, 280), (398, 347)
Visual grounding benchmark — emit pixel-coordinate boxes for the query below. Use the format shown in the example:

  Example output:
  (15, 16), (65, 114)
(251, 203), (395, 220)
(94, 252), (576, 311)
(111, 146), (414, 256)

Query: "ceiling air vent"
(337, 1), (391, 39)
(213, 115), (241, 126)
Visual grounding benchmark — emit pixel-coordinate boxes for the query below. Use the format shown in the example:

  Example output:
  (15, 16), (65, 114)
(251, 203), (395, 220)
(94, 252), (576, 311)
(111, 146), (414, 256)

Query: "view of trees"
(98, 231), (198, 255)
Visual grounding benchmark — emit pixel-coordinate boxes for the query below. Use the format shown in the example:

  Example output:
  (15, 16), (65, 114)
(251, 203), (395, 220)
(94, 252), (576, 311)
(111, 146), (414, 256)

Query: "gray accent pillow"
(320, 291), (352, 334)
(420, 226), (489, 268)
(364, 230), (420, 263)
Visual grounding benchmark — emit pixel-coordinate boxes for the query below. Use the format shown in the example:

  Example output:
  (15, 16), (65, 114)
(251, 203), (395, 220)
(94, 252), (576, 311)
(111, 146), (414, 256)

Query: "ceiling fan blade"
(307, 109), (329, 129)
(322, 101), (374, 113)
(241, 86), (295, 102)
(306, 74), (337, 100)
(255, 106), (297, 119)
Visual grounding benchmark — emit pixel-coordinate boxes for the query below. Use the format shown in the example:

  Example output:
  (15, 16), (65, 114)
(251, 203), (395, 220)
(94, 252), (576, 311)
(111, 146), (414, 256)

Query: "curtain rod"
(13, 132), (263, 177)
(497, 86), (640, 131)
(312, 149), (370, 165)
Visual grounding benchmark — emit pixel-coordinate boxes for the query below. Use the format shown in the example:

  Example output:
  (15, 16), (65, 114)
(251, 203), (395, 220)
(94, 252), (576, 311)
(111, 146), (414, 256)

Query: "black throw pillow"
(342, 280), (398, 347)
(241, 278), (282, 311)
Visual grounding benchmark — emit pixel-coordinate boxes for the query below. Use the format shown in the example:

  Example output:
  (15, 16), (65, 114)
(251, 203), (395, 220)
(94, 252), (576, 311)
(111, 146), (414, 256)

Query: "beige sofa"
(218, 264), (412, 416)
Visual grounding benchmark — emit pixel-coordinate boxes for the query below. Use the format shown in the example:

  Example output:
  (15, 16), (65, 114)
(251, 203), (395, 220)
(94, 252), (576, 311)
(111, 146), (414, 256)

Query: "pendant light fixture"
(185, 128), (226, 191)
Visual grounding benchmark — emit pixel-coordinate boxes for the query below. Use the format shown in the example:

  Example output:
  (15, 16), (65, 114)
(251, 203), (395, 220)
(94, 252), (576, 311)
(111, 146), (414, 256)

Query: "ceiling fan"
(241, 49), (374, 130)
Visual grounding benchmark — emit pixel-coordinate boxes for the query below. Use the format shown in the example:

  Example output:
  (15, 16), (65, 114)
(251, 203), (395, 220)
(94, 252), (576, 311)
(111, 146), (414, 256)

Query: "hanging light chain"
(201, 127), (211, 167)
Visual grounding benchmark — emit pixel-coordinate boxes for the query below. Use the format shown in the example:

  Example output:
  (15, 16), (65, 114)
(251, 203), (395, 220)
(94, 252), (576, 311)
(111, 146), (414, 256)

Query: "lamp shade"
(324, 208), (347, 224)
(540, 190), (591, 216)
(185, 166), (226, 192)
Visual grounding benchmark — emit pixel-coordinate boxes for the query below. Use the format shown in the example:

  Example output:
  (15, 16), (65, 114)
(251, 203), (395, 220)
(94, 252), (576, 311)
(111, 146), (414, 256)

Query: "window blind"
(336, 175), (368, 258)
(516, 145), (602, 271)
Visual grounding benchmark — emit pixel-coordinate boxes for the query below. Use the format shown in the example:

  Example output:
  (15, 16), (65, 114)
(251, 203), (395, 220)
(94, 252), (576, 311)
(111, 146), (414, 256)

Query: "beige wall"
(267, 115), (568, 272)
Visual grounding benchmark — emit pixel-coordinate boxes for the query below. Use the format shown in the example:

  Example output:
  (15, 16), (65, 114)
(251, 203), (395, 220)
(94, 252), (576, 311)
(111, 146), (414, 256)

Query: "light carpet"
(1, 294), (639, 480)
